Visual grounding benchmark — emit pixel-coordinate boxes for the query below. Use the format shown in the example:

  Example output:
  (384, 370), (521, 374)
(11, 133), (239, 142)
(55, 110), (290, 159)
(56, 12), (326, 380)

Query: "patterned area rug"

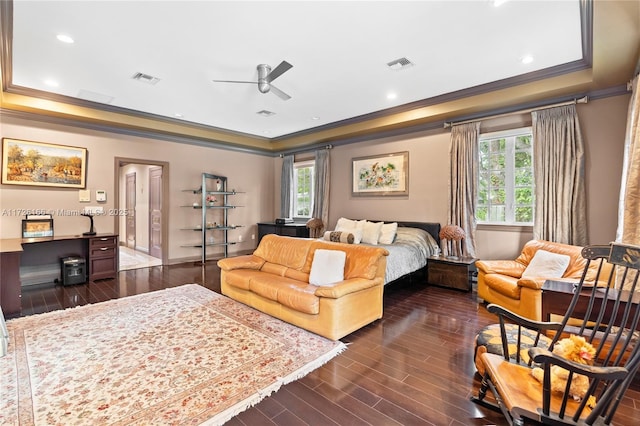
(1, 284), (346, 425)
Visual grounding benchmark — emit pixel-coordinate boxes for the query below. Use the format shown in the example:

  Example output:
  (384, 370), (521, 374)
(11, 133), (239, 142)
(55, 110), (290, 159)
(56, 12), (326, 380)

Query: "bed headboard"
(368, 220), (441, 246)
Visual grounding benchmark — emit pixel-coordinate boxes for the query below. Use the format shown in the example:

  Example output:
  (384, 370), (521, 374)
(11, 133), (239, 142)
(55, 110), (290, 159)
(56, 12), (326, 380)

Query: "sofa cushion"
(253, 234), (313, 270)
(309, 249), (346, 286)
(248, 274), (319, 314)
(484, 274), (522, 299)
(522, 249), (571, 278)
(223, 269), (265, 290)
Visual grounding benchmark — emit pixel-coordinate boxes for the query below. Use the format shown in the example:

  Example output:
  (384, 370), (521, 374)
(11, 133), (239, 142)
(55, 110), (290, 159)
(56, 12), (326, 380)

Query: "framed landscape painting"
(1, 138), (87, 188)
(352, 151), (408, 196)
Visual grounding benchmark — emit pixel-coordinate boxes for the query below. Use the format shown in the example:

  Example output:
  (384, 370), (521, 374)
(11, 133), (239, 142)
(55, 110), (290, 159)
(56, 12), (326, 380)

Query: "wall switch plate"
(78, 189), (91, 202)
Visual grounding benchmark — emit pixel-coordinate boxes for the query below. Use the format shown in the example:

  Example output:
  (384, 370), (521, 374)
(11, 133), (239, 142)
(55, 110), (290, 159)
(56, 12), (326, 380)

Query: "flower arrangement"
(206, 194), (217, 204)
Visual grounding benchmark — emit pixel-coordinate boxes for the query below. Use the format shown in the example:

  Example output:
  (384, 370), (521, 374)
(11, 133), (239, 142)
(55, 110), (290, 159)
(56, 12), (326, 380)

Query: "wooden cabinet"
(257, 222), (310, 242)
(427, 256), (476, 291)
(88, 235), (119, 281)
(0, 251), (22, 316)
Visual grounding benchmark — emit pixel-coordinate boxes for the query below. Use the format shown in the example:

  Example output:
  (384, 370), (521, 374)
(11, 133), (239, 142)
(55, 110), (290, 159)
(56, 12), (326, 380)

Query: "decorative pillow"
(323, 231), (354, 244)
(522, 249), (571, 278)
(334, 217), (364, 244)
(361, 221), (384, 245)
(309, 249), (346, 286)
(378, 222), (398, 245)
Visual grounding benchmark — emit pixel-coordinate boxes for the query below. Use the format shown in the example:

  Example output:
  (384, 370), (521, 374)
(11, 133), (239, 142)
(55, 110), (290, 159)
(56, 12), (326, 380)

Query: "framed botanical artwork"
(1, 138), (87, 188)
(352, 151), (409, 196)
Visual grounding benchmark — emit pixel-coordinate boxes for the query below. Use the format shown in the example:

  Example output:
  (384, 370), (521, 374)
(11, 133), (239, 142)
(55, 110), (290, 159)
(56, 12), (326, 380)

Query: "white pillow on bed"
(335, 218), (364, 244)
(378, 222), (398, 244)
(361, 221), (384, 245)
(309, 249), (346, 286)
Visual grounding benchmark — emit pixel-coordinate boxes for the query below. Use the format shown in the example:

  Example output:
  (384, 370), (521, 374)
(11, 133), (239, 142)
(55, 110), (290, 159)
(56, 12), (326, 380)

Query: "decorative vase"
(216, 181), (222, 191)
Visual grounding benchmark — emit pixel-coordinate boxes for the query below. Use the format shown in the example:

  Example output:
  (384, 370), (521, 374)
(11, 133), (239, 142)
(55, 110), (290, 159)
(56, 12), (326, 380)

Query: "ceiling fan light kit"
(213, 61), (293, 100)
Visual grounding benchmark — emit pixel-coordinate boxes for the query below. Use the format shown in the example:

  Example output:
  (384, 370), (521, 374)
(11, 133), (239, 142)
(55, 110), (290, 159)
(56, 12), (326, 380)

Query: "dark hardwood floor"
(15, 263), (640, 425)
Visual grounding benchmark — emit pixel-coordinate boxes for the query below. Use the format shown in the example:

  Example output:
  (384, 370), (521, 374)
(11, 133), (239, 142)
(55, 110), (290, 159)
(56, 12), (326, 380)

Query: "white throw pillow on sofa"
(521, 249), (571, 278)
(309, 249), (346, 286)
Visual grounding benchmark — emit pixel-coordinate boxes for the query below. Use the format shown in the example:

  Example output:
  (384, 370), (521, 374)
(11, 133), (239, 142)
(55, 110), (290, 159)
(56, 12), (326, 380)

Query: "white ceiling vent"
(256, 110), (276, 117)
(132, 72), (161, 85)
(387, 57), (414, 70)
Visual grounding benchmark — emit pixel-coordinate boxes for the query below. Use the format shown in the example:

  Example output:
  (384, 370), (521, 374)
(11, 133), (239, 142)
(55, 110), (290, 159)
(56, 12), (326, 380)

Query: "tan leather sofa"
(476, 240), (612, 321)
(217, 234), (389, 340)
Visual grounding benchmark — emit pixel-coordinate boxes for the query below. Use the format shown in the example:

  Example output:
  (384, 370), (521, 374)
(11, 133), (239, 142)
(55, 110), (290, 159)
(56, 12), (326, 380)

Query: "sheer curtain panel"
(531, 104), (587, 246)
(617, 75), (640, 245)
(280, 155), (293, 218)
(311, 149), (330, 238)
(448, 122), (480, 258)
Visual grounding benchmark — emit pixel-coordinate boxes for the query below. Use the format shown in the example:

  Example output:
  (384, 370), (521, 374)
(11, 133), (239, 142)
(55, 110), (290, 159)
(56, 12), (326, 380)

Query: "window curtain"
(448, 122), (479, 258)
(617, 75), (640, 245)
(531, 104), (587, 246)
(310, 149), (330, 238)
(280, 155), (293, 218)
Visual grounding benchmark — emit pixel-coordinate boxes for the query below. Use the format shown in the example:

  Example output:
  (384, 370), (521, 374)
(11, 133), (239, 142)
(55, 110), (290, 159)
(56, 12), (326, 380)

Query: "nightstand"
(427, 256), (476, 291)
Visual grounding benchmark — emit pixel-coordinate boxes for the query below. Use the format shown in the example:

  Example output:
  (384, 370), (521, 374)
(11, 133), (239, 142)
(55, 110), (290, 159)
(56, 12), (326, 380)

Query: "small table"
(541, 280), (640, 326)
(427, 256), (476, 291)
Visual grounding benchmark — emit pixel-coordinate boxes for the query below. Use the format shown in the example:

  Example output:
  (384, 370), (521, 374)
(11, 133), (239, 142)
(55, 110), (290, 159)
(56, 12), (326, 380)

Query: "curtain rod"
(279, 144), (332, 158)
(443, 96), (589, 129)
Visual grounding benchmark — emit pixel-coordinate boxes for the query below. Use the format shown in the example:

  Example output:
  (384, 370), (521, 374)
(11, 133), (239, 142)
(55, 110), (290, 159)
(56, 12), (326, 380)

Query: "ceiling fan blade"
(265, 61), (293, 83)
(269, 84), (291, 101)
(211, 79), (258, 84)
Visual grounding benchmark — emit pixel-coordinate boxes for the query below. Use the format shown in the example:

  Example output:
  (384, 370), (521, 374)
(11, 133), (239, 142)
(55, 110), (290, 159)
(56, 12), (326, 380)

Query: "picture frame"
(1, 138), (87, 188)
(22, 217), (54, 238)
(352, 151), (409, 196)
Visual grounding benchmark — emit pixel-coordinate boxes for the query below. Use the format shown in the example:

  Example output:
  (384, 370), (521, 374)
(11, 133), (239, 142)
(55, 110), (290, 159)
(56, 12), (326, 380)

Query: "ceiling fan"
(212, 61), (293, 100)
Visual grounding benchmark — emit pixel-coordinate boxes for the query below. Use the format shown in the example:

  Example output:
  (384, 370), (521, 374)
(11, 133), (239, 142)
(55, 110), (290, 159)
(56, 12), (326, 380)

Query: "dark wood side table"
(427, 256), (476, 291)
(257, 222), (310, 243)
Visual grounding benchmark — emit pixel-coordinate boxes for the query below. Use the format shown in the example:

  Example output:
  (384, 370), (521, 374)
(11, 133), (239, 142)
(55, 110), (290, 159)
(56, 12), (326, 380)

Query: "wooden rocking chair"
(473, 242), (640, 425)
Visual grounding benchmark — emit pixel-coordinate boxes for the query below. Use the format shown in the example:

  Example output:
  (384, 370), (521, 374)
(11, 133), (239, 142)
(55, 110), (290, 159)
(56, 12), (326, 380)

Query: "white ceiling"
(9, 0), (584, 139)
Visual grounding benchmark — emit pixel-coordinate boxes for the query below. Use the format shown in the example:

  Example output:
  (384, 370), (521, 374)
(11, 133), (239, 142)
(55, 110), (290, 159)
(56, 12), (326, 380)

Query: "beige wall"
(0, 115), (275, 262)
(1, 94), (630, 264)
(277, 94), (629, 260)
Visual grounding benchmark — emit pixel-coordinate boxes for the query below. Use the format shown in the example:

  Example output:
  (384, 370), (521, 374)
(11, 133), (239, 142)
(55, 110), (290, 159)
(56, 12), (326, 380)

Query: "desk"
(541, 280), (640, 326)
(257, 222), (310, 242)
(0, 233), (118, 316)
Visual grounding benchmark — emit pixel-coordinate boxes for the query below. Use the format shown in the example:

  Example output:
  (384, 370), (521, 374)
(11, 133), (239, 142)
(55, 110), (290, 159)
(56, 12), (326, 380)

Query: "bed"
(328, 219), (441, 285)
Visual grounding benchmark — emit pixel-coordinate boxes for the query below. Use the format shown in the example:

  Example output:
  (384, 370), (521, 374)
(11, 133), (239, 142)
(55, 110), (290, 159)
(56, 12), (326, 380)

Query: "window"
(293, 160), (314, 218)
(477, 127), (534, 225)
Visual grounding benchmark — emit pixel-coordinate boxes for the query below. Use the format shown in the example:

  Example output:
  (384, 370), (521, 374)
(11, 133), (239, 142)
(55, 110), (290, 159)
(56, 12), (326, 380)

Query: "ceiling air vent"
(387, 57), (414, 70)
(256, 110), (276, 117)
(132, 72), (161, 85)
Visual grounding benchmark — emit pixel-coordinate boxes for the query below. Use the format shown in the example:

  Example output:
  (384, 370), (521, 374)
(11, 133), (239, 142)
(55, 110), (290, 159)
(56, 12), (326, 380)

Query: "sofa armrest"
(314, 277), (383, 299)
(475, 260), (525, 278)
(217, 255), (265, 271)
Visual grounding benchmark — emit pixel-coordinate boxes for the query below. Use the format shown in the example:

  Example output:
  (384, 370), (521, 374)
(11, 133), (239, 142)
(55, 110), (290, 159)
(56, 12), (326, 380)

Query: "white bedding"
(377, 227), (440, 284)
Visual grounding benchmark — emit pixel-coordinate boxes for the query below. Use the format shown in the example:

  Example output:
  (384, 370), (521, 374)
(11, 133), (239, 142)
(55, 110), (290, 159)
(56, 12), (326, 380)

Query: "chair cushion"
(474, 323), (552, 375)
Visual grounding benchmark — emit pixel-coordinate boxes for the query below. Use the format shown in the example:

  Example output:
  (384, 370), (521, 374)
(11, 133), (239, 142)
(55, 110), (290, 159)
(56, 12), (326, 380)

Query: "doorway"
(114, 158), (169, 270)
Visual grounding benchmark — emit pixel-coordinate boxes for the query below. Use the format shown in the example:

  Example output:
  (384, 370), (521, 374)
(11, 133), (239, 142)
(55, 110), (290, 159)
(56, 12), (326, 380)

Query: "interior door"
(148, 166), (163, 259)
(125, 172), (136, 249)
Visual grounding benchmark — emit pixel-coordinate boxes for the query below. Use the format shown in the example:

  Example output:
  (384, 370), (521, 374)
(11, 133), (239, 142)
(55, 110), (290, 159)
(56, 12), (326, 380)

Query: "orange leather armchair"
(476, 240), (612, 321)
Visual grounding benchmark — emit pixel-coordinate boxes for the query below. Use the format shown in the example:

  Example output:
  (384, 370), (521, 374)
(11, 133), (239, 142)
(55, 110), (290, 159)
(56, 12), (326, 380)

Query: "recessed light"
(387, 92), (398, 100)
(56, 34), (74, 44)
(44, 79), (59, 87)
(521, 55), (534, 64)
